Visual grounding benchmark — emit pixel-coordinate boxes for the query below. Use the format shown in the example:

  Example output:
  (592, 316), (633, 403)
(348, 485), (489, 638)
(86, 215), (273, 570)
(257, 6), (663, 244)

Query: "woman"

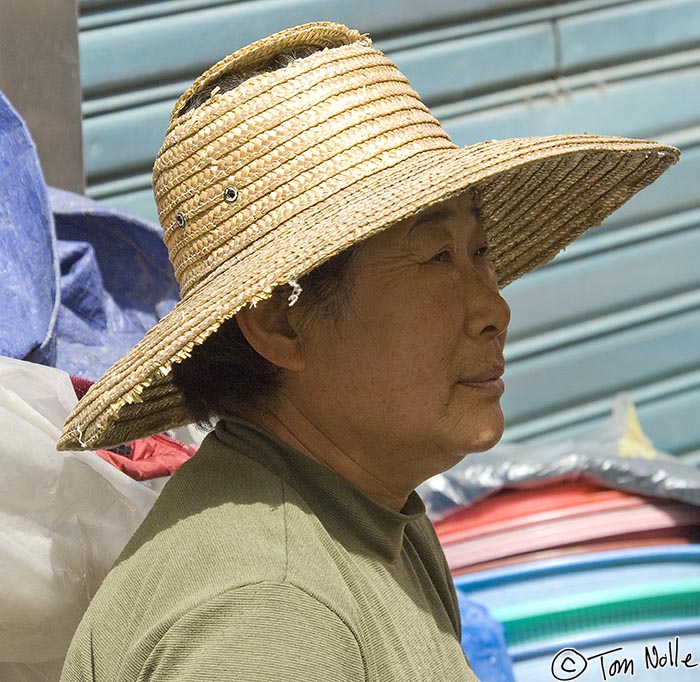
(58, 22), (678, 681)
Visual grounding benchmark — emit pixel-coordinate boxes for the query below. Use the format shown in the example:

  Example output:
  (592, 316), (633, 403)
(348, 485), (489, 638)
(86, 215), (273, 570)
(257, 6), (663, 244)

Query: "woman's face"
(288, 191), (511, 484)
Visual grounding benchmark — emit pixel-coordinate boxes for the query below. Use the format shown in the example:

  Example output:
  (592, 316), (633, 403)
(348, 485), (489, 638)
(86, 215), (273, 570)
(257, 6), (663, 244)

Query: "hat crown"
(152, 24), (454, 298)
(170, 22), (366, 123)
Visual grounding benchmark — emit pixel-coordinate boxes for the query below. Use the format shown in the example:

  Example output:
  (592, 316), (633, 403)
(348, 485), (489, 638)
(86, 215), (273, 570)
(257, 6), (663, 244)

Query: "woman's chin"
(451, 408), (505, 456)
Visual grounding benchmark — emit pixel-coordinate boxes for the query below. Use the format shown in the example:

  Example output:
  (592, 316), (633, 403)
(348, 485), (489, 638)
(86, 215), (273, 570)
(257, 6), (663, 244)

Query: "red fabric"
(70, 374), (197, 481)
(95, 433), (197, 481)
(434, 480), (639, 543)
(70, 375), (93, 400)
(434, 480), (700, 572)
(451, 536), (696, 575)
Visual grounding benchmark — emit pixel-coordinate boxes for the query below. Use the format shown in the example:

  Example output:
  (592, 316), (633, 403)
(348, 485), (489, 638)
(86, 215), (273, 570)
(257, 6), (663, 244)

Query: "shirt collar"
(213, 417), (426, 562)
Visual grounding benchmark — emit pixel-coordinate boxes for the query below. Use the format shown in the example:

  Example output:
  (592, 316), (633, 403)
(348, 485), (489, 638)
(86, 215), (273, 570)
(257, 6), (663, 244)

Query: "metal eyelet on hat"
(224, 186), (239, 203)
(175, 211), (186, 228)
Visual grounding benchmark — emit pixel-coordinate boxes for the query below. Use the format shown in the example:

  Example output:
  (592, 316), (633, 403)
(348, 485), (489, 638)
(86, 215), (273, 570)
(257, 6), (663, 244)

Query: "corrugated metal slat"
(507, 215), (700, 341)
(503, 301), (700, 421)
(504, 372), (700, 454)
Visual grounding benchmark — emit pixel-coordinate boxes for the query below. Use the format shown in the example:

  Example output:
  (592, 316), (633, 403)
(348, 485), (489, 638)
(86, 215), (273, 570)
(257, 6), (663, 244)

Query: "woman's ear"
(235, 293), (305, 372)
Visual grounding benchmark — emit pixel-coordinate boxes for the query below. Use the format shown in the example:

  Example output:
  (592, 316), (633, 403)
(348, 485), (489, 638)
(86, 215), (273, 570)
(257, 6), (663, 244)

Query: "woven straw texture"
(58, 22), (679, 450)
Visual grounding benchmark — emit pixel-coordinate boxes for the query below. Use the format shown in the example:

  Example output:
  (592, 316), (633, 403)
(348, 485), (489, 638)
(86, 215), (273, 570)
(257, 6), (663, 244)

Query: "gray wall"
(1, 0), (83, 192)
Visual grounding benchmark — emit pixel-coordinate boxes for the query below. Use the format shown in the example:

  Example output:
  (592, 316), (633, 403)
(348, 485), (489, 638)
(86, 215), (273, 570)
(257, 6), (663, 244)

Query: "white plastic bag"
(0, 356), (158, 679)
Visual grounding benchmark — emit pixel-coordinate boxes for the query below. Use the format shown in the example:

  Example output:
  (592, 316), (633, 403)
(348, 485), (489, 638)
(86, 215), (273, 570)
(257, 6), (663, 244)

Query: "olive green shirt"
(60, 419), (477, 681)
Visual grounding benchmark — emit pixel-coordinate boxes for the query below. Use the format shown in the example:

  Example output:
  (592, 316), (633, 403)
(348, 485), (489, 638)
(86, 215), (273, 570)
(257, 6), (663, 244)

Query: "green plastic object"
(492, 578), (700, 647)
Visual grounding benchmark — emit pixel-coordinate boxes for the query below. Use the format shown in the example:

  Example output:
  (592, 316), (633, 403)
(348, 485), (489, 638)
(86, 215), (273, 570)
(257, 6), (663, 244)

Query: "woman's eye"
(431, 250), (452, 263)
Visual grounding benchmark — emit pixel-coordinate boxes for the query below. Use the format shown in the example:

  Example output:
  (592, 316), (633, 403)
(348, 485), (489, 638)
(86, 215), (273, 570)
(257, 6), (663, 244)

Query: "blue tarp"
(0, 91), (60, 365)
(0, 91), (178, 380)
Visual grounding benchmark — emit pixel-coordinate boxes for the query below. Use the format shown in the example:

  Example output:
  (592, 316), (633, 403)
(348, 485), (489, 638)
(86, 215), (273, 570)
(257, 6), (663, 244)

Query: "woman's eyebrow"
(408, 203), (481, 236)
(408, 208), (453, 234)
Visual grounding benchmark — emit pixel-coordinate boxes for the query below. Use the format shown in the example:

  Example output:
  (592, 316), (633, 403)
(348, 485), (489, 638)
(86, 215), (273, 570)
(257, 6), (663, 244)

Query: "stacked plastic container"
(434, 480), (700, 681)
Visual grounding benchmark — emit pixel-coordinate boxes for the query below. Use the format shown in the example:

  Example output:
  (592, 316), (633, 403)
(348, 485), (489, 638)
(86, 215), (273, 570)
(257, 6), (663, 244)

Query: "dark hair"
(172, 244), (360, 424)
(179, 46), (320, 116)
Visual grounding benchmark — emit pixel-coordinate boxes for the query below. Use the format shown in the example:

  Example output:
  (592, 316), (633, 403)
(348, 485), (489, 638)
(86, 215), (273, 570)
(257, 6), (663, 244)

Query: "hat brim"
(58, 134), (677, 450)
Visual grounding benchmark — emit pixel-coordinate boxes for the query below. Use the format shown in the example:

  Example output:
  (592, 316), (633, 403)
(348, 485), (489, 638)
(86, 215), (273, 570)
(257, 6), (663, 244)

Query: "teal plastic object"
(493, 577), (700, 647)
(454, 546), (700, 612)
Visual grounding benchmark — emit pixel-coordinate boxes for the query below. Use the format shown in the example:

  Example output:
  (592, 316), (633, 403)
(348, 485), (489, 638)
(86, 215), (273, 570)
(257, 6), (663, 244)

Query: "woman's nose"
(463, 274), (511, 341)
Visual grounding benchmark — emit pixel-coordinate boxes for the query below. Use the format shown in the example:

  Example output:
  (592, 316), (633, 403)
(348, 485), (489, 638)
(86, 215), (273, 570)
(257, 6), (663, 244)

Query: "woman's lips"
(458, 377), (505, 395)
(458, 367), (505, 395)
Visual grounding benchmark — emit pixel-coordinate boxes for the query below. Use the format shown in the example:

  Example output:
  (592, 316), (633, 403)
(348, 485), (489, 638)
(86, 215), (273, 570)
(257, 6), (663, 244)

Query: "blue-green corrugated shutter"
(78, 0), (700, 461)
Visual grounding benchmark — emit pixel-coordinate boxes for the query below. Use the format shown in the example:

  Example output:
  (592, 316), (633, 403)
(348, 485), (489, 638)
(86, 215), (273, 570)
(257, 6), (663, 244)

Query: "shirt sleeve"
(139, 582), (366, 682)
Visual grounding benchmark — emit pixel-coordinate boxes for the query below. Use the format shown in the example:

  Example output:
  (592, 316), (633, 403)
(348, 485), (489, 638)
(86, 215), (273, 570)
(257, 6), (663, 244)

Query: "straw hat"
(58, 21), (679, 451)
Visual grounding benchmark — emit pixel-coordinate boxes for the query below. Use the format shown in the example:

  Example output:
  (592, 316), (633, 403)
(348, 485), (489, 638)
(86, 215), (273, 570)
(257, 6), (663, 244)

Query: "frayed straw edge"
(66, 284), (283, 448)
